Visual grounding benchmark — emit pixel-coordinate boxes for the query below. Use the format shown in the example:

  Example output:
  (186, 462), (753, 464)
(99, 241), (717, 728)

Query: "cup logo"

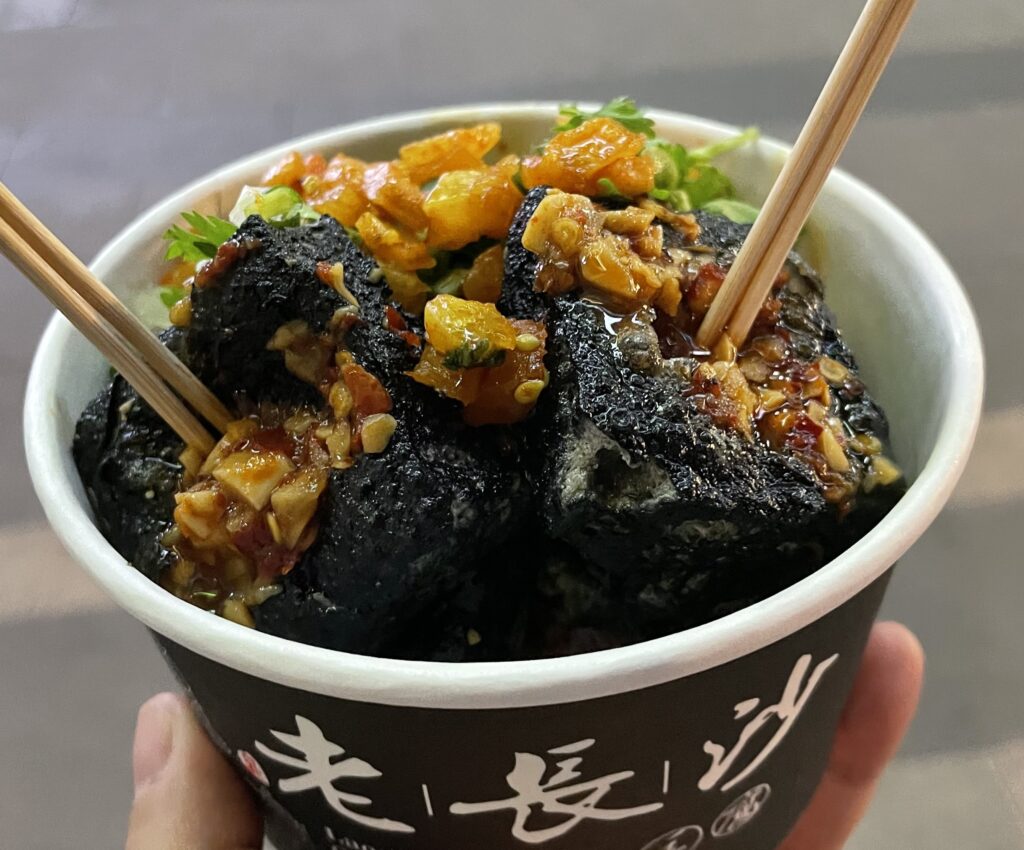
(711, 784), (772, 838)
(640, 824), (705, 850)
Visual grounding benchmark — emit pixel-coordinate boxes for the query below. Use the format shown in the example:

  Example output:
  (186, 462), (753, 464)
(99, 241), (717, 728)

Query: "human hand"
(780, 621), (924, 849)
(125, 621), (923, 849)
(126, 691), (263, 849)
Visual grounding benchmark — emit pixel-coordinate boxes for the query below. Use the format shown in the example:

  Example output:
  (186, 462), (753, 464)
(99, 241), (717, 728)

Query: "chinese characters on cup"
(449, 738), (663, 843)
(256, 716), (415, 834)
(247, 651), (838, 845)
(699, 654), (838, 793)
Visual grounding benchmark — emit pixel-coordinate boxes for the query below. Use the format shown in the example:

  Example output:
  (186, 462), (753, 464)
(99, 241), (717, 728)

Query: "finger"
(126, 692), (263, 850)
(780, 621), (925, 850)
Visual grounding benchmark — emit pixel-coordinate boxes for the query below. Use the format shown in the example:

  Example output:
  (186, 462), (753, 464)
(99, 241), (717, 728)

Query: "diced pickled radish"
(270, 467), (328, 548)
(174, 489), (227, 541)
(360, 413), (398, 454)
(213, 451), (295, 510)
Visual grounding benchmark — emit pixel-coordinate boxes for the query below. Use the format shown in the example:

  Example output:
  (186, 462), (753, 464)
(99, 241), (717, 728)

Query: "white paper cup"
(24, 105), (983, 850)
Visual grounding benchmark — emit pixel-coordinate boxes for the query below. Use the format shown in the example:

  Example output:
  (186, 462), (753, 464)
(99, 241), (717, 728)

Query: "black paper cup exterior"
(156, 570), (891, 850)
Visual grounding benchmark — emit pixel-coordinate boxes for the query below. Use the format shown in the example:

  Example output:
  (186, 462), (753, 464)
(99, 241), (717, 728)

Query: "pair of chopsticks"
(0, 182), (230, 453)
(695, 0), (917, 350)
(2, 0), (915, 453)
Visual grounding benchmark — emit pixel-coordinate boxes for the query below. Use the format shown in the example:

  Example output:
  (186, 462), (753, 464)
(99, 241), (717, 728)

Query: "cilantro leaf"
(159, 285), (187, 308)
(554, 97), (656, 138)
(163, 212), (236, 262)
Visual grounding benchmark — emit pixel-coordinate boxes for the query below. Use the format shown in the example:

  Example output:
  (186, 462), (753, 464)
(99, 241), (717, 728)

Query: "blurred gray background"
(1, 1), (1022, 847)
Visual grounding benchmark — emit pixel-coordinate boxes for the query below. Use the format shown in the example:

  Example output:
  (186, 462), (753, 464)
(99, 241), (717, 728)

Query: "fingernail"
(133, 692), (180, 795)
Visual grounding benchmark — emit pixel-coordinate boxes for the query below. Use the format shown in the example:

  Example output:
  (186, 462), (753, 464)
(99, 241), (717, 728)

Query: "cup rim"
(24, 102), (984, 709)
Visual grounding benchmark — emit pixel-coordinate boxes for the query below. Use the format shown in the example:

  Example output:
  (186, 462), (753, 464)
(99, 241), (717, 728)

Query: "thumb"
(780, 621), (925, 850)
(126, 692), (263, 850)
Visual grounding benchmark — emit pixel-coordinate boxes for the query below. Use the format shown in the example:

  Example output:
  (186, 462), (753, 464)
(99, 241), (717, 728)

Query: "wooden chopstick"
(724, 0), (916, 346)
(695, 0), (916, 349)
(0, 215), (216, 454)
(0, 182), (232, 433)
(694, 0), (901, 348)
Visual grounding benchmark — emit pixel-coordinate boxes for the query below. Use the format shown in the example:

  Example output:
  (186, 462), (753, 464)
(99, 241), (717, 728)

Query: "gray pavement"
(1, 1), (1022, 847)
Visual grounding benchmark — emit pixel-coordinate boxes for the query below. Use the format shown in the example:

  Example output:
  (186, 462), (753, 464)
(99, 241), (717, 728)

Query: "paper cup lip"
(24, 102), (983, 710)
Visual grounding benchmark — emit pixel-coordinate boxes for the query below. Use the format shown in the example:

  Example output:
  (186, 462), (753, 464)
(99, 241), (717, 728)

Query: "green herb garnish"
(701, 198), (761, 224)
(344, 225), (363, 247)
(417, 239), (500, 296)
(159, 285), (187, 308)
(511, 167), (528, 195)
(162, 212), (237, 262)
(554, 97), (656, 138)
(596, 177), (628, 200)
(550, 99), (759, 214)
(431, 268), (469, 296)
(443, 340), (507, 370)
(689, 127), (760, 161)
(238, 186), (320, 228)
(646, 127), (760, 212)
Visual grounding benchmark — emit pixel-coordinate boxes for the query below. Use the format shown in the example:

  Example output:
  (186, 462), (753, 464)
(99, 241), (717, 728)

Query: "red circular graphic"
(641, 824), (704, 850)
(711, 783), (772, 837)
(236, 749), (269, 786)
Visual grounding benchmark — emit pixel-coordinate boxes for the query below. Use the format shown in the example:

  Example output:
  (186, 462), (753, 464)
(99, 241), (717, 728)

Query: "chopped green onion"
(702, 198), (761, 224)
(229, 185), (321, 228)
